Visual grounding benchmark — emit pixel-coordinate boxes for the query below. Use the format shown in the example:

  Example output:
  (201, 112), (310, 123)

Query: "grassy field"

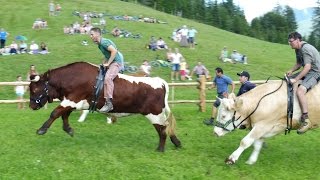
(1, 0), (319, 179)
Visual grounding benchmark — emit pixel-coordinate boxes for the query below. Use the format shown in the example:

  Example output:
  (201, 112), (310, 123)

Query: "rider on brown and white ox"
(29, 62), (181, 152)
(213, 32), (320, 165)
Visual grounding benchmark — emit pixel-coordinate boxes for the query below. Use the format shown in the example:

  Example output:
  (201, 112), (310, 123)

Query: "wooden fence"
(0, 76), (280, 112)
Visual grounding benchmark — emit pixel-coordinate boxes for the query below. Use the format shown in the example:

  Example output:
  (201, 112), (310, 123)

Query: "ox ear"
(30, 75), (40, 82)
(216, 96), (223, 102)
(234, 97), (243, 109)
(228, 93), (236, 100)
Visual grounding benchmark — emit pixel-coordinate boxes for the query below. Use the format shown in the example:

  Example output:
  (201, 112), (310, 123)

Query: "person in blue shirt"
(237, 71), (256, 96)
(204, 67), (235, 125)
(0, 28), (10, 49)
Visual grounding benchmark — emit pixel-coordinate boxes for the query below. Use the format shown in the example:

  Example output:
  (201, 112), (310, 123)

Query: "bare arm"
(103, 45), (118, 67)
(287, 63), (302, 76)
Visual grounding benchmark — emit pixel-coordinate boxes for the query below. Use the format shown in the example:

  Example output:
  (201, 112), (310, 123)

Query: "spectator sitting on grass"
(156, 37), (168, 50)
(9, 41), (18, 54)
(39, 42), (49, 54)
(111, 26), (121, 37)
(29, 41), (39, 54)
(148, 36), (157, 51)
(140, 60), (152, 77)
(19, 41), (28, 53)
(231, 50), (247, 64)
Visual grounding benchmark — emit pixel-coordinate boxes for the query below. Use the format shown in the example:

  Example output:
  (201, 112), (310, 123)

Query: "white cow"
(213, 80), (320, 165)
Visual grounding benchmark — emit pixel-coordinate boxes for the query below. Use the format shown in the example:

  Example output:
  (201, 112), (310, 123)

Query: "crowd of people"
(0, 39), (49, 55)
(171, 25), (198, 49)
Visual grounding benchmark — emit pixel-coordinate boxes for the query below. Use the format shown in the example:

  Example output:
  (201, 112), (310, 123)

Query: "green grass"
(0, 0), (318, 179)
(1, 104), (320, 179)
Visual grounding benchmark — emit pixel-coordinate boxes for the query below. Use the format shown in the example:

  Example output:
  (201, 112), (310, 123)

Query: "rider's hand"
(103, 63), (110, 67)
(290, 78), (297, 84)
(286, 70), (293, 76)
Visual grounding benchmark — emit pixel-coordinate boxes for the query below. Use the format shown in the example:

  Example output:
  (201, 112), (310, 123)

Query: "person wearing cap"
(286, 31), (320, 134)
(237, 71), (256, 96)
(204, 67), (235, 125)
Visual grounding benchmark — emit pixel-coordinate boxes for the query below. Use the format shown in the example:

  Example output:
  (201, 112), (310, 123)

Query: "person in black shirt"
(236, 71), (256, 96)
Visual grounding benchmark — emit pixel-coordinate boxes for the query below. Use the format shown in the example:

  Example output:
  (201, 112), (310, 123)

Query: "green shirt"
(98, 38), (123, 64)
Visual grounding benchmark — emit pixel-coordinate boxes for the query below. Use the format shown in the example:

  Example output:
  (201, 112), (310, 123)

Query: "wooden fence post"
(199, 75), (206, 112)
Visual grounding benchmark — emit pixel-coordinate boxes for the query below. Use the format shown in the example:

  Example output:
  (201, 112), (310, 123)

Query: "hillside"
(0, 0), (294, 83)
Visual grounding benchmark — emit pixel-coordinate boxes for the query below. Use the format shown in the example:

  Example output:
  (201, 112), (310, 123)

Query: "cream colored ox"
(213, 80), (320, 165)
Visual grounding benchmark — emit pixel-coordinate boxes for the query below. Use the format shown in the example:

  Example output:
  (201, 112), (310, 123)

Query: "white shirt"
(171, 53), (183, 64)
(30, 43), (39, 51)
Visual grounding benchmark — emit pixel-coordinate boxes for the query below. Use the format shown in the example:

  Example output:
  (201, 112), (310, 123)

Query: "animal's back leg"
(246, 139), (264, 165)
(153, 124), (167, 152)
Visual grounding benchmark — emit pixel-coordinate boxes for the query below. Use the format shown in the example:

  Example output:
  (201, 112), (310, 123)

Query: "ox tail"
(166, 112), (176, 135)
(163, 80), (176, 136)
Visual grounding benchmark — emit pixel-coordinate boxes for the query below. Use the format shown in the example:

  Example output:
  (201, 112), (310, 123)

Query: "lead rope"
(234, 78), (285, 129)
(285, 75), (294, 135)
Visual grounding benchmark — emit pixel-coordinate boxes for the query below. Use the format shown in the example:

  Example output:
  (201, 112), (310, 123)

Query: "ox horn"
(31, 75), (40, 82)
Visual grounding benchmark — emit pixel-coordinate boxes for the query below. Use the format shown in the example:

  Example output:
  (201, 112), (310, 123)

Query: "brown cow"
(29, 62), (181, 152)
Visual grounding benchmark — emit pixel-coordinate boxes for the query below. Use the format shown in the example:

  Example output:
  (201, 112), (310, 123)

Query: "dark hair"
(215, 67), (223, 74)
(288, 32), (302, 41)
(90, 27), (101, 35)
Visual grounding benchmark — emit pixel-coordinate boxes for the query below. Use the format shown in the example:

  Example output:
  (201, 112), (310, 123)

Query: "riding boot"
(297, 114), (312, 134)
(99, 99), (113, 113)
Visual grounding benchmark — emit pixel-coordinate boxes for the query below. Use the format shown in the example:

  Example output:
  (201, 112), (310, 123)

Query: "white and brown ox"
(213, 80), (320, 165)
(29, 62), (181, 152)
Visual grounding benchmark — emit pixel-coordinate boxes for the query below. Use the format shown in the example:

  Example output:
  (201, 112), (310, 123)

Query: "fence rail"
(0, 77), (281, 111)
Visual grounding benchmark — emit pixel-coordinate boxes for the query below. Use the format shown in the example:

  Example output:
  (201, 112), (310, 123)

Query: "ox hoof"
(225, 158), (235, 165)
(37, 128), (47, 135)
(65, 128), (74, 137)
(156, 147), (165, 152)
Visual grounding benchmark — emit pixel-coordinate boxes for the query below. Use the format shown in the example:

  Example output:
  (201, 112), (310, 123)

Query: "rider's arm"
(104, 45), (118, 66)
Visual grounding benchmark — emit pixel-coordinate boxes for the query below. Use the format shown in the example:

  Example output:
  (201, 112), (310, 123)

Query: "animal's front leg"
(61, 109), (73, 137)
(37, 106), (71, 135)
(225, 133), (255, 165)
(245, 139), (264, 165)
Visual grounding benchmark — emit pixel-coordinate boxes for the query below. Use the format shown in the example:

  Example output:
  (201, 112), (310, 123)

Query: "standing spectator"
(55, 3), (61, 16)
(179, 25), (189, 47)
(190, 61), (209, 79)
(0, 28), (10, 49)
(166, 48), (174, 62)
(188, 26), (197, 49)
(171, 48), (183, 80)
(15, 75), (25, 109)
(29, 41), (39, 54)
(26, 64), (39, 81)
(203, 67), (235, 125)
(140, 60), (151, 77)
(49, 1), (55, 16)
(236, 71), (256, 96)
(179, 58), (188, 81)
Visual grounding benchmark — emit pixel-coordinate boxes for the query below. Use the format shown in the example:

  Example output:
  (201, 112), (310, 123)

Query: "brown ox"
(29, 62), (181, 152)
(213, 80), (320, 164)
